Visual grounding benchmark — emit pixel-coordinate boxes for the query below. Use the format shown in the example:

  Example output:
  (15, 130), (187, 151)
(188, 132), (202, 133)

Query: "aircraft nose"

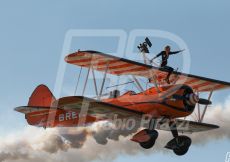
(186, 93), (199, 106)
(186, 93), (212, 106)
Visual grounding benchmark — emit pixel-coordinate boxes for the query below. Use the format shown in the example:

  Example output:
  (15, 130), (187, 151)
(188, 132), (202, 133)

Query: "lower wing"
(15, 96), (219, 133)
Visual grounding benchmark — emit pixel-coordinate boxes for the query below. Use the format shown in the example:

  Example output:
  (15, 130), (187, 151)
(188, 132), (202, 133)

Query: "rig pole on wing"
(137, 37), (160, 93)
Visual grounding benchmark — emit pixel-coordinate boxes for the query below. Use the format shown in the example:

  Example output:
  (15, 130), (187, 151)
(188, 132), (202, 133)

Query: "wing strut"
(99, 61), (109, 100)
(82, 66), (91, 96)
(132, 76), (144, 92)
(199, 91), (213, 122)
(197, 92), (201, 122)
(92, 68), (99, 100)
(74, 67), (82, 95)
(149, 69), (161, 93)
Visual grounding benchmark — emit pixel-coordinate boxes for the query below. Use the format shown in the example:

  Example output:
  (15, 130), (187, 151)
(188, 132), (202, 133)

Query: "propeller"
(172, 94), (212, 106)
(197, 98), (212, 105)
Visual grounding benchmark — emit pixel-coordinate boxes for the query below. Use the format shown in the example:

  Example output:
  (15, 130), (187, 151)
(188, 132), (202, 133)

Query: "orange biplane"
(15, 39), (230, 156)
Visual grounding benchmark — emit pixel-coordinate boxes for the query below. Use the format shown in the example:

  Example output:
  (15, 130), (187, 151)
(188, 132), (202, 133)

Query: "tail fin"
(28, 84), (56, 107)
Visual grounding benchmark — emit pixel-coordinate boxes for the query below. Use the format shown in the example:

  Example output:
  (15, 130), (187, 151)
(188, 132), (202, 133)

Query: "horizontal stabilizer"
(14, 106), (57, 114)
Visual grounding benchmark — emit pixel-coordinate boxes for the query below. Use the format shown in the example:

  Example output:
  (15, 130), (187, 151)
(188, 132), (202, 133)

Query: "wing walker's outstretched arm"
(169, 49), (184, 55)
(151, 49), (184, 61)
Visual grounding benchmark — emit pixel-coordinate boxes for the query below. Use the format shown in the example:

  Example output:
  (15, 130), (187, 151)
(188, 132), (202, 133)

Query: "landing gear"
(131, 119), (159, 149)
(132, 119), (192, 155)
(165, 135), (191, 156)
(139, 129), (158, 149)
(165, 121), (192, 156)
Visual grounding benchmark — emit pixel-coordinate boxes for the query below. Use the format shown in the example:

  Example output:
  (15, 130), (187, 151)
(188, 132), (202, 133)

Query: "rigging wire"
(74, 67), (82, 95)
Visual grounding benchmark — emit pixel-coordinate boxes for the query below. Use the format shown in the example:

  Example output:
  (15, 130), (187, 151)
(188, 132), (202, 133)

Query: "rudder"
(28, 84), (56, 107)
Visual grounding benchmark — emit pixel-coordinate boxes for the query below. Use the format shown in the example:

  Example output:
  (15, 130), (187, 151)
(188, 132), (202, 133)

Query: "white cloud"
(1, 97), (230, 162)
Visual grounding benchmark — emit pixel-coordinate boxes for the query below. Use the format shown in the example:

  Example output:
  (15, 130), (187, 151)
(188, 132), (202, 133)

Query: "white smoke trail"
(190, 96), (230, 144)
(0, 126), (145, 162)
(1, 96), (230, 162)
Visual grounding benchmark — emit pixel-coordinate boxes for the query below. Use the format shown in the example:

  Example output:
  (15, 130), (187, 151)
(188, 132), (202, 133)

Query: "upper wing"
(65, 50), (149, 76)
(65, 50), (230, 92)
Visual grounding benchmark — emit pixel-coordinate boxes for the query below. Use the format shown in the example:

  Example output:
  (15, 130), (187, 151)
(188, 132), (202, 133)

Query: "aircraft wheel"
(172, 136), (191, 156)
(139, 129), (158, 149)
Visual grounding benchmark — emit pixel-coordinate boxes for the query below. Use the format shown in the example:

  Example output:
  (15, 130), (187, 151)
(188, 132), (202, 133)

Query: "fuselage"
(22, 84), (196, 128)
(103, 84), (195, 119)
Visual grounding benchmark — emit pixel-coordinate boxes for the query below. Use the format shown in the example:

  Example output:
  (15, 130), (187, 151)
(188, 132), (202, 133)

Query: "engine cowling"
(161, 85), (197, 114)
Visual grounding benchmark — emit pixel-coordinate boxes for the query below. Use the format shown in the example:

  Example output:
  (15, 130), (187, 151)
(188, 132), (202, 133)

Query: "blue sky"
(0, 0), (230, 162)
